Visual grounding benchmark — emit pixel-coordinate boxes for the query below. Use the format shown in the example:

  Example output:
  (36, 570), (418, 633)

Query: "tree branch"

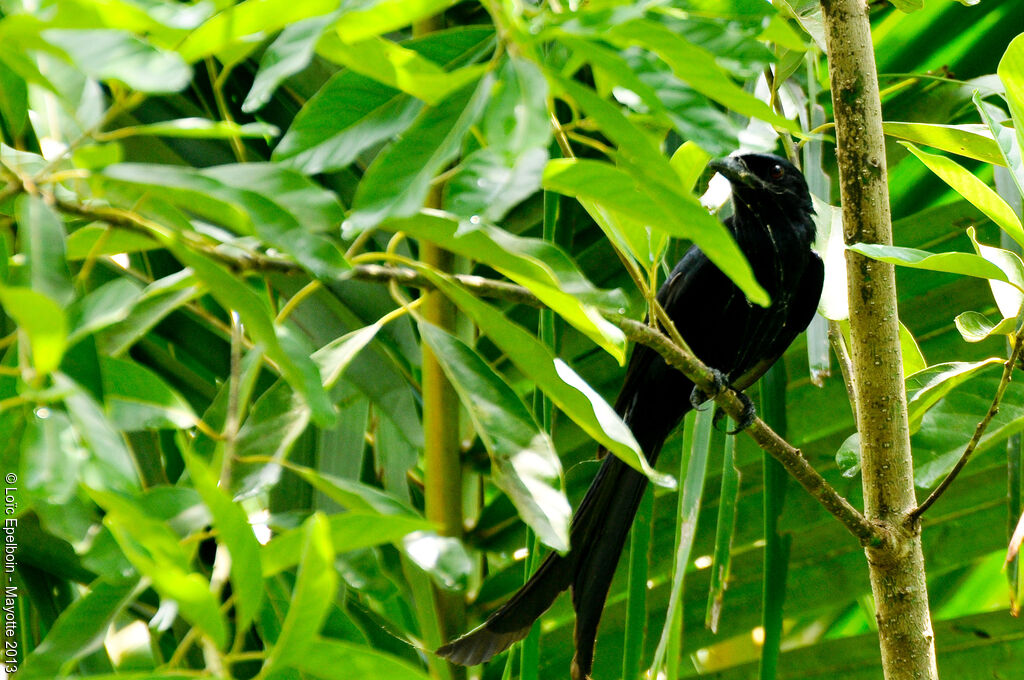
(48, 195), (881, 544)
(349, 266), (879, 544)
(911, 319), (1024, 521)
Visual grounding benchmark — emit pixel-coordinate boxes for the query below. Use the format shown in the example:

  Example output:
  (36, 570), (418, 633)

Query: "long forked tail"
(437, 437), (668, 676)
(435, 544), (573, 665)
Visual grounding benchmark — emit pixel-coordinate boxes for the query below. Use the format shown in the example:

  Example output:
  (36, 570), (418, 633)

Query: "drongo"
(438, 153), (824, 679)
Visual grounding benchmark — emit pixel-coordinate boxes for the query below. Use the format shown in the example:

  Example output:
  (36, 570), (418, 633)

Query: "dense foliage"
(1, 0), (1023, 678)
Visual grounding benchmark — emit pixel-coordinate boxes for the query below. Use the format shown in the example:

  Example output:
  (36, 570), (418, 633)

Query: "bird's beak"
(708, 156), (757, 188)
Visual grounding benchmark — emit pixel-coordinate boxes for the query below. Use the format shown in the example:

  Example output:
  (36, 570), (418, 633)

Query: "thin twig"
(911, 320), (1024, 522)
(828, 319), (858, 421)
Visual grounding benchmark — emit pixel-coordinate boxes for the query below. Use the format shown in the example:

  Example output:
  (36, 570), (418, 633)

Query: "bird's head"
(708, 153), (814, 217)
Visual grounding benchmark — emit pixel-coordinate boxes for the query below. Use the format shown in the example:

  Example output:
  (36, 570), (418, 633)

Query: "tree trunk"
(819, 1), (938, 678)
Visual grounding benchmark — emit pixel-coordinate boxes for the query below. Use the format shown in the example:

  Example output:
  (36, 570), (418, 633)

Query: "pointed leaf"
(543, 158), (768, 306)
(184, 451), (264, 632)
(901, 141), (1024, 248)
(883, 122), (1003, 164)
(411, 265), (674, 488)
(344, 75), (492, 233)
(419, 322), (570, 552)
(385, 211), (626, 360)
(263, 513), (337, 672)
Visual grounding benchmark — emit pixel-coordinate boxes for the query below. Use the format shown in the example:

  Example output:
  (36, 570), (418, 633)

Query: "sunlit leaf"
(184, 450), (263, 632)
(883, 122), (1003, 165)
(90, 489), (228, 648)
(263, 513), (337, 671)
(177, 0), (338, 62)
(543, 158), (768, 306)
(289, 638), (431, 680)
(384, 211), (626, 360)
(848, 242), (1015, 286)
(906, 359), (1004, 434)
(419, 322), (570, 552)
(317, 35), (487, 105)
(262, 512), (432, 577)
(955, 311), (1017, 343)
(410, 264), (674, 488)
(43, 29), (191, 92)
(901, 142), (1024, 248)
(0, 286), (67, 375)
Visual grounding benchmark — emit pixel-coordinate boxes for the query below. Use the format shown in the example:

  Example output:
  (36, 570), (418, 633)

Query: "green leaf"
(67, 278), (144, 345)
(19, 576), (140, 679)
(883, 122), (1004, 165)
(955, 310), (1017, 343)
(72, 142), (124, 169)
(233, 322), (384, 496)
(543, 158), (769, 306)
(21, 409), (82, 504)
(57, 374), (140, 491)
(89, 489), (228, 648)
(967, 226), (1024, 319)
(605, 19), (800, 133)
(262, 512), (433, 577)
(443, 147), (549, 222)
(901, 142), (1024, 248)
(274, 26), (493, 174)
(997, 34), (1024, 153)
(652, 408), (713, 672)
(100, 163), (348, 278)
(263, 513), (337, 672)
(333, 0), (458, 43)
(552, 74), (679, 183)
(290, 638), (431, 680)
(42, 29), (191, 93)
(0, 286), (67, 375)
(177, 0), (339, 62)
(101, 356), (197, 430)
(706, 423), (740, 631)
(110, 118), (280, 139)
(184, 450), (263, 632)
(481, 56), (551, 155)
(906, 359), (1004, 434)
(291, 468), (419, 517)
(384, 211), (626, 360)
(164, 242), (336, 427)
(317, 35), (487, 105)
(242, 13), (337, 113)
(99, 271), (202, 356)
(274, 70), (422, 174)
(974, 92), (1024, 209)
(913, 368), (1024, 488)
(899, 321), (927, 377)
(402, 530), (473, 590)
(848, 242), (1016, 286)
(344, 74), (493, 233)
(419, 322), (570, 552)
(17, 194), (73, 306)
(412, 264), (675, 489)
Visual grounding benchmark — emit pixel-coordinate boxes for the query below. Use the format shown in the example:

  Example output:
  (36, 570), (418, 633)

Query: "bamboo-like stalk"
(413, 15), (465, 675)
(820, 1), (938, 677)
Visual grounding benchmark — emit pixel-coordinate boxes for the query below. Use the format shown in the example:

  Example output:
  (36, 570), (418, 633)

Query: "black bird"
(437, 152), (824, 679)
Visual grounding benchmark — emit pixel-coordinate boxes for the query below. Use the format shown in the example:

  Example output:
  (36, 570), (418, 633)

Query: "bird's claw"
(690, 368), (727, 411)
(714, 391), (756, 434)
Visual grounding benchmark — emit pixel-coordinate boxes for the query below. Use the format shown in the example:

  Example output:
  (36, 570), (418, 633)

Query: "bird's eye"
(769, 164), (785, 180)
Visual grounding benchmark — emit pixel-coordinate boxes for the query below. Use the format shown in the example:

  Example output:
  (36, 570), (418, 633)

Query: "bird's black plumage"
(437, 152), (824, 679)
